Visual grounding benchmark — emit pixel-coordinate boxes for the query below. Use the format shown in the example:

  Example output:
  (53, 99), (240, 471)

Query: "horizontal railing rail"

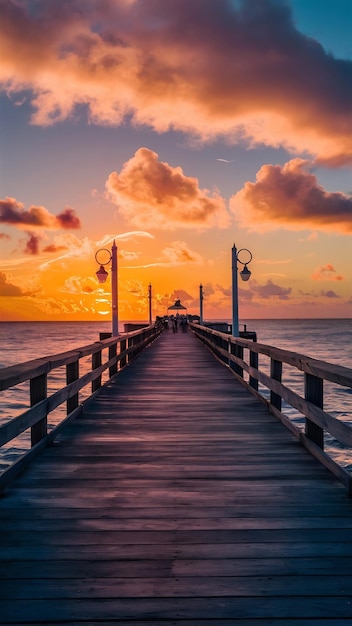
(0, 322), (162, 489)
(190, 322), (352, 494)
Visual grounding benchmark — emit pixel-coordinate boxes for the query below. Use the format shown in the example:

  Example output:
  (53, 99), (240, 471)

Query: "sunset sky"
(1, 0), (351, 323)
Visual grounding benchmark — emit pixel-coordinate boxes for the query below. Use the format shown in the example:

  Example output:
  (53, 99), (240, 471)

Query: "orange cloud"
(106, 148), (229, 229)
(37, 231), (154, 271)
(124, 240), (202, 268)
(0, 197), (81, 230)
(230, 159), (352, 233)
(1, 1), (351, 163)
(312, 264), (344, 281)
(161, 241), (202, 265)
(42, 243), (70, 253)
(0, 272), (24, 296)
(119, 250), (140, 261)
(0, 272), (37, 296)
(61, 276), (98, 294)
(96, 231), (154, 247)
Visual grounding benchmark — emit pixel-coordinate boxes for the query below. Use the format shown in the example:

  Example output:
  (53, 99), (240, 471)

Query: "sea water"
(1, 319), (350, 368)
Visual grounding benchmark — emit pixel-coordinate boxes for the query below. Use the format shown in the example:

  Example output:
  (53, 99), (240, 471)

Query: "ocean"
(0, 319), (351, 470)
(1, 319), (351, 369)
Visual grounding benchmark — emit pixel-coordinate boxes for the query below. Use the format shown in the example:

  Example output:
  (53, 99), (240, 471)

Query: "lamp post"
(148, 283), (152, 325)
(232, 244), (252, 337)
(95, 240), (118, 336)
(199, 283), (204, 325)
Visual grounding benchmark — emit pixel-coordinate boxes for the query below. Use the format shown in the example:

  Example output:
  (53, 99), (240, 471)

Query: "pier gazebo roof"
(167, 299), (187, 314)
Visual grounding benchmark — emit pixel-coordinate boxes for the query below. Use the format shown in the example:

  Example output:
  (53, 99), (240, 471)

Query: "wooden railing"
(2, 320), (351, 495)
(190, 322), (352, 494)
(0, 323), (162, 489)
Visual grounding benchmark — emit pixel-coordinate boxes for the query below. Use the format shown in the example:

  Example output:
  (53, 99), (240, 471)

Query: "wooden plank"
(0, 596), (352, 621)
(2, 575), (352, 598)
(4, 527), (352, 546)
(2, 556), (352, 578)
(4, 621), (348, 626)
(2, 542), (352, 560)
(1, 515), (352, 531)
(0, 620), (348, 626)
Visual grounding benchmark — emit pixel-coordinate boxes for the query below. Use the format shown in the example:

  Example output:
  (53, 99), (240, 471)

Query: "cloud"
(124, 240), (202, 268)
(6, 220), (83, 256)
(252, 279), (292, 300)
(106, 148), (229, 229)
(96, 231), (154, 247)
(0, 197), (81, 230)
(42, 243), (70, 253)
(321, 290), (340, 298)
(257, 258), (292, 265)
(119, 250), (140, 261)
(298, 232), (318, 242)
(3, 0), (350, 163)
(230, 159), (352, 233)
(155, 289), (195, 310)
(0, 271), (37, 296)
(208, 278), (292, 307)
(0, 272), (24, 296)
(38, 231), (155, 270)
(55, 208), (81, 229)
(30, 297), (82, 316)
(161, 241), (202, 264)
(312, 264), (344, 281)
(22, 231), (42, 255)
(123, 279), (147, 297)
(38, 235), (94, 270)
(61, 275), (98, 294)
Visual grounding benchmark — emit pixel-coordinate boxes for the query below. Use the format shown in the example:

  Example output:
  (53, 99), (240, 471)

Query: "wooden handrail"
(190, 322), (352, 493)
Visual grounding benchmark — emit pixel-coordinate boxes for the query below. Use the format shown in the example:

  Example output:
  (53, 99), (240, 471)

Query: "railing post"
(230, 341), (244, 377)
(66, 360), (79, 414)
(120, 338), (127, 369)
(30, 373), (47, 446)
(270, 359), (282, 411)
(249, 350), (259, 390)
(92, 350), (102, 393)
(128, 337), (134, 364)
(100, 332), (117, 378)
(109, 344), (117, 377)
(305, 373), (324, 449)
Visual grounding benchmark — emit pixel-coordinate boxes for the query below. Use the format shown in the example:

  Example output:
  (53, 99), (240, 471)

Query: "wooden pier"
(1, 327), (352, 624)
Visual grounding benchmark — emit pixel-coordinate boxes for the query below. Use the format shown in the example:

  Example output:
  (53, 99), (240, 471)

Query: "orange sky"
(0, 0), (351, 322)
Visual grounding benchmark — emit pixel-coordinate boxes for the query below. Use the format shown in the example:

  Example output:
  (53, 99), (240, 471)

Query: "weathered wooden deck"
(1, 329), (352, 625)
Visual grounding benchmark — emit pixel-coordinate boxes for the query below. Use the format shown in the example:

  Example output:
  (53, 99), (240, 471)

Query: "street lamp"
(95, 240), (118, 336)
(148, 283), (152, 325)
(199, 283), (204, 325)
(232, 244), (252, 337)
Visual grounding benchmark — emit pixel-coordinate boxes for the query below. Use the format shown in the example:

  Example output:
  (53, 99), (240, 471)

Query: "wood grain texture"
(1, 329), (352, 624)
